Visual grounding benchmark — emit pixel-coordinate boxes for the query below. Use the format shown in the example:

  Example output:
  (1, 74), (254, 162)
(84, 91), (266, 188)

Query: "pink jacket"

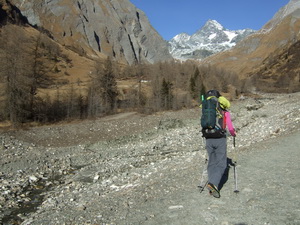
(224, 111), (236, 137)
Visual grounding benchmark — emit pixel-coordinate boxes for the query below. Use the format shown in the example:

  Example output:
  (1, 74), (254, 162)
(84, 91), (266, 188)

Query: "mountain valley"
(1, 0), (300, 224)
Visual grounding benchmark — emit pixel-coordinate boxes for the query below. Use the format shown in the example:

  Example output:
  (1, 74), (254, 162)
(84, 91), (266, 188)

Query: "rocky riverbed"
(0, 92), (300, 225)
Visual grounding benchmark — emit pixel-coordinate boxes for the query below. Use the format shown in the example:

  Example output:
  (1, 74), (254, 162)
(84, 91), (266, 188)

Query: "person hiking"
(201, 90), (236, 198)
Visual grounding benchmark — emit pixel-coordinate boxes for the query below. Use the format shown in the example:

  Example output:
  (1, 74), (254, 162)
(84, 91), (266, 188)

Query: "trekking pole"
(198, 137), (208, 193)
(233, 137), (239, 193)
(198, 93), (208, 193)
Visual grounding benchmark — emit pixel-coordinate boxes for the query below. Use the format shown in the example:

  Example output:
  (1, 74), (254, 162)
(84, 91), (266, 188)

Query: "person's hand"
(231, 130), (236, 137)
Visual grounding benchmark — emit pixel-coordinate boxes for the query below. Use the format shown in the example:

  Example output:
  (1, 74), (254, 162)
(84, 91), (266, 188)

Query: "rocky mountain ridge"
(168, 19), (256, 60)
(261, 0), (300, 33)
(9, 0), (172, 65)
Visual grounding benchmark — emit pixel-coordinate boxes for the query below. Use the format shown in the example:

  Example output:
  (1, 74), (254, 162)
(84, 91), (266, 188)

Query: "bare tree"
(25, 31), (63, 122)
(99, 57), (118, 114)
(0, 25), (32, 126)
(88, 57), (118, 116)
(87, 83), (102, 117)
(160, 78), (173, 110)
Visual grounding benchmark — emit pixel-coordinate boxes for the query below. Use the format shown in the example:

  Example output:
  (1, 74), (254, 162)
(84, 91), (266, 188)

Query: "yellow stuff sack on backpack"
(218, 96), (230, 109)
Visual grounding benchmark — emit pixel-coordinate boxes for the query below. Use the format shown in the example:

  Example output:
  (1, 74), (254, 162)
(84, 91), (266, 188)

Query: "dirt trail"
(117, 130), (300, 225)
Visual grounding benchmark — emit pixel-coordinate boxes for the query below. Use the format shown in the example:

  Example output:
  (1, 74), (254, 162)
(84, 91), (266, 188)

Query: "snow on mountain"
(168, 19), (256, 60)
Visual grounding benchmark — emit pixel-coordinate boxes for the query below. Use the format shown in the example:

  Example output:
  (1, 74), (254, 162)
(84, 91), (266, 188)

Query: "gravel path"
(120, 130), (300, 225)
(0, 92), (300, 225)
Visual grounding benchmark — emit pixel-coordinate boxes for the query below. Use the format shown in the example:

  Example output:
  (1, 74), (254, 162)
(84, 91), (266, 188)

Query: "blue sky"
(129, 0), (290, 40)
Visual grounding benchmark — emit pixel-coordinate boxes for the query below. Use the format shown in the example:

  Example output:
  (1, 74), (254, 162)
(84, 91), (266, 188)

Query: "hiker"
(201, 90), (236, 198)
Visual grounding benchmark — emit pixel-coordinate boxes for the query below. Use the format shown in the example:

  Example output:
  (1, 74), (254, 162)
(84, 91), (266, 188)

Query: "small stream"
(1, 184), (50, 224)
(1, 173), (68, 225)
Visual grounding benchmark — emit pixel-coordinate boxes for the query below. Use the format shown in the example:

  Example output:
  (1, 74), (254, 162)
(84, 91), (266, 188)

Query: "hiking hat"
(206, 90), (221, 98)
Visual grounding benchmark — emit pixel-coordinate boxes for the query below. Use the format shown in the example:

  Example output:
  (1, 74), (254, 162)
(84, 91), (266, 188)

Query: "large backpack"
(201, 90), (226, 138)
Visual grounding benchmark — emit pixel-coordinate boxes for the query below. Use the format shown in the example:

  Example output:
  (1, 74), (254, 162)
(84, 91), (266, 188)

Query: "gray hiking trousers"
(206, 137), (227, 188)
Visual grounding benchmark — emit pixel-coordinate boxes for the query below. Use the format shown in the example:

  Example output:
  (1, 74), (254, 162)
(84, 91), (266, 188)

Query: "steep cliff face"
(10, 0), (172, 65)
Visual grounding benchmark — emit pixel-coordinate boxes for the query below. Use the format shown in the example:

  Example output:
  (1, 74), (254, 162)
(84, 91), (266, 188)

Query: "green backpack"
(201, 90), (226, 138)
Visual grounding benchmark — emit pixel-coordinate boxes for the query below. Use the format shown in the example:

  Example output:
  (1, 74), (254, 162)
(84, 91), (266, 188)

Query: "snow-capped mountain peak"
(202, 19), (224, 31)
(173, 33), (191, 43)
(168, 19), (256, 60)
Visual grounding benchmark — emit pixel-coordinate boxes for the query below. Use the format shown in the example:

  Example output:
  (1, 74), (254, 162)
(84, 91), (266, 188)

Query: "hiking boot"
(207, 183), (220, 198)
